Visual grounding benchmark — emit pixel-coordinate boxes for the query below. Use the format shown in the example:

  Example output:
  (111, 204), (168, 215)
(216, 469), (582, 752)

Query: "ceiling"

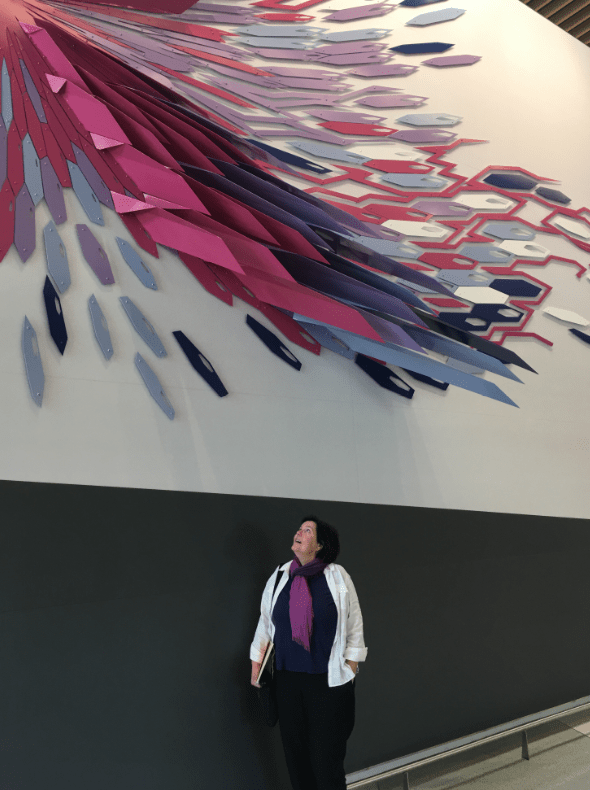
(520, 0), (590, 45)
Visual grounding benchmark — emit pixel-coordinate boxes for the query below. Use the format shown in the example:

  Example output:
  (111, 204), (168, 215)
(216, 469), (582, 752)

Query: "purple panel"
(269, 76), (353, 90)
(411, 200), (472, 217)
(391, 129), (457, 143)
(40, 157), (67, 225)
(276, 252), (425, 328)
(306, 109), (387, 124)
(263, 67), (341, 79)
(0, 115), (6, 189)
(246, 48), (319, 61)
(76, 224), (115, 285)
(319, 53), (393, 66)
(314, 41), (387, 54)
(422, 55), (481, 66)
(324, 3), (395, 21)
(349, 64), (418, 77)
(356, 94), (427, 108)
(14, 184), (35, 263)
(71, 144), (115, 210)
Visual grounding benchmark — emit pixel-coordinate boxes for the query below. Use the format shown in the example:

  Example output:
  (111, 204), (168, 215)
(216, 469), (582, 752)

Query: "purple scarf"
(289, 556), (328, 652)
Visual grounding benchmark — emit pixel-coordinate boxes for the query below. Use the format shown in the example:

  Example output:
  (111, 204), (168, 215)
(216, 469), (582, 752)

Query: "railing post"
(403, 771), (410, 790)
(521, 730), (530, 760)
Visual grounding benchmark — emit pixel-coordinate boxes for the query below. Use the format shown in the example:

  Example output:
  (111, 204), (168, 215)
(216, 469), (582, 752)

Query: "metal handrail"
(346, 695), (590, 789)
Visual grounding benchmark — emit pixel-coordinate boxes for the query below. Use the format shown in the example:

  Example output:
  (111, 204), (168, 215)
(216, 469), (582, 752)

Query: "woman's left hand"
(346, 660), (358, 674)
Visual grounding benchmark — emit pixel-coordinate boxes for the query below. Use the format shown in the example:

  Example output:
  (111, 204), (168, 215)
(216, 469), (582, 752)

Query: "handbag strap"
(271, 564), (282, 602)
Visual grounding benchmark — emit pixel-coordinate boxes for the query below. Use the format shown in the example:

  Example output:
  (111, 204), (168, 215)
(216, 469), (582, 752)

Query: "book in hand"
(256, 641), (274, 685)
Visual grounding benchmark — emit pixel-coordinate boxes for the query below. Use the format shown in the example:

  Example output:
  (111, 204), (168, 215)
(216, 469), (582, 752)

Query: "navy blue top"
(272, 571), (338, 673)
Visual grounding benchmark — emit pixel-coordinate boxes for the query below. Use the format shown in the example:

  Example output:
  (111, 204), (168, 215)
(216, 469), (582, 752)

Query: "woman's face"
(292, 520), (322, 563)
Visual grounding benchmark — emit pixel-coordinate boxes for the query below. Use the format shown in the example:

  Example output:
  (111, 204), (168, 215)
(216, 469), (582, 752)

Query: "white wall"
(4, 0), (590, 518)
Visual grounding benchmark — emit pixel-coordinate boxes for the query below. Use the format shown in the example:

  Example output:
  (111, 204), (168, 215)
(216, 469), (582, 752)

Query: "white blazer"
(250, 561), (368, 688)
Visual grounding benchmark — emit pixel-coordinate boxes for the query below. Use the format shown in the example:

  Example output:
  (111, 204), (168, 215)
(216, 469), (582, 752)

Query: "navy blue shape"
(246, 314), (301, 371)
(43, 275), (67, 355)
(402, 369), (449, 390)
(410, 306), (536, 372)
(483, 173), (537, 190)
(490, 279), (542, 298)
(437, 312), (491, 333)
(355, 354), (414, 398)
(438, 304), (522, 334)
(245, 140), (331, 174)
(400, 0), (446, 5)
(172, 331), (228, 397)
(569, 328), (590, 345)
(535, 187), (571, 205)
(473, 304), (523, 323)
(390, 42), (453, 54)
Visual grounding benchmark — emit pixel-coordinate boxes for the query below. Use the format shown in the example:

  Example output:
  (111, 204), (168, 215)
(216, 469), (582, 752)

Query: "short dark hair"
(301, 515), (340, 565)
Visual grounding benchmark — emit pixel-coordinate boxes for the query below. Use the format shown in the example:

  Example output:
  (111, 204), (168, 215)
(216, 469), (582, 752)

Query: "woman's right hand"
(251, 660), (263, 687)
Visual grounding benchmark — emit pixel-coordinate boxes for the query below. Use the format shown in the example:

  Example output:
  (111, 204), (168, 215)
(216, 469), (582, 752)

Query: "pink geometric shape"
(107, 146), (208, 213)
(19, 22), (43, 34)
(136, 208), (244, 273)
(142, 194), (191, 210)
(28, 29), (87, 89)
(62, 82), (132, 144)
(112, 193), (156, 214)
(90, 133), (126, 150)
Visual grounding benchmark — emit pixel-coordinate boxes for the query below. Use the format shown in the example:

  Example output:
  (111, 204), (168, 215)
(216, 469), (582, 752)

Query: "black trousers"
(275, 670), (356, 790)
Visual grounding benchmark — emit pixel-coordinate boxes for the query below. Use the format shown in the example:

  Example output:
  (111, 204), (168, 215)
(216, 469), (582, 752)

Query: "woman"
(250, 516), (367, 790)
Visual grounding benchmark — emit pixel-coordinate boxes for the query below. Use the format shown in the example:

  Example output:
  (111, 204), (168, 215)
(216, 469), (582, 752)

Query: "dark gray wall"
(1, 480), (589, 789)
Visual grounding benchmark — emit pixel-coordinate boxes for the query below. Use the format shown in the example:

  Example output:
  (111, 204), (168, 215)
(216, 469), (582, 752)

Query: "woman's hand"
(346, 660), (358, 675)
(251, 660), (263, 687)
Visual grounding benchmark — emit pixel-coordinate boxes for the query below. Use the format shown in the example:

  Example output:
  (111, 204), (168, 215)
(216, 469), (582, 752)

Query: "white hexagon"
(381, 220), (450, 239)
(498, 241), (549, 259)
(454, 287), (509, 304)
(454, 193), (515, 211)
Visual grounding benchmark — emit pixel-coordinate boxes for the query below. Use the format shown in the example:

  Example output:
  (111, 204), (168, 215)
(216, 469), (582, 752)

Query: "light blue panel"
(297, 319), (517, 406)
(120, 297), (167, 357)
(404, 325), (522, 382)
(289, 141), (370, 165)
(459, 244), (513, 263)
(352, 236), (424, 259)
(22, 316), (44, 407)
(380, 173), (449, 189)
(88, 295), (114, 360)
(19, 59), (47, 123)
(296, 320), (356, 359)
(22, 134), (44, 206)
(407, 7), (465, 25)
(67, 161), (104, 226)
(43, 221), (71, 293)
(436, 269), (492, 287)
(1, 59), (12, 131)
(115, 237), (157, 290)
(135, 353), (174, 420)
(482, 222), (535, 241)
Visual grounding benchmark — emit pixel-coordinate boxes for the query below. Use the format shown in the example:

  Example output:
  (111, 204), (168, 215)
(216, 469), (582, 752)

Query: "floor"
(357, 709), (590, 790)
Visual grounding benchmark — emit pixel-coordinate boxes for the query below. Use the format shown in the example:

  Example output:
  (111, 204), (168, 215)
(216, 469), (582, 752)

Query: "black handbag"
(256, 565), (283, 727)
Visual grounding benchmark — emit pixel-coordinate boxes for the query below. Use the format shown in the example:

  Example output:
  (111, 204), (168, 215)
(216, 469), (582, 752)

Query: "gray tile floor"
(360, 709), (590, 790)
